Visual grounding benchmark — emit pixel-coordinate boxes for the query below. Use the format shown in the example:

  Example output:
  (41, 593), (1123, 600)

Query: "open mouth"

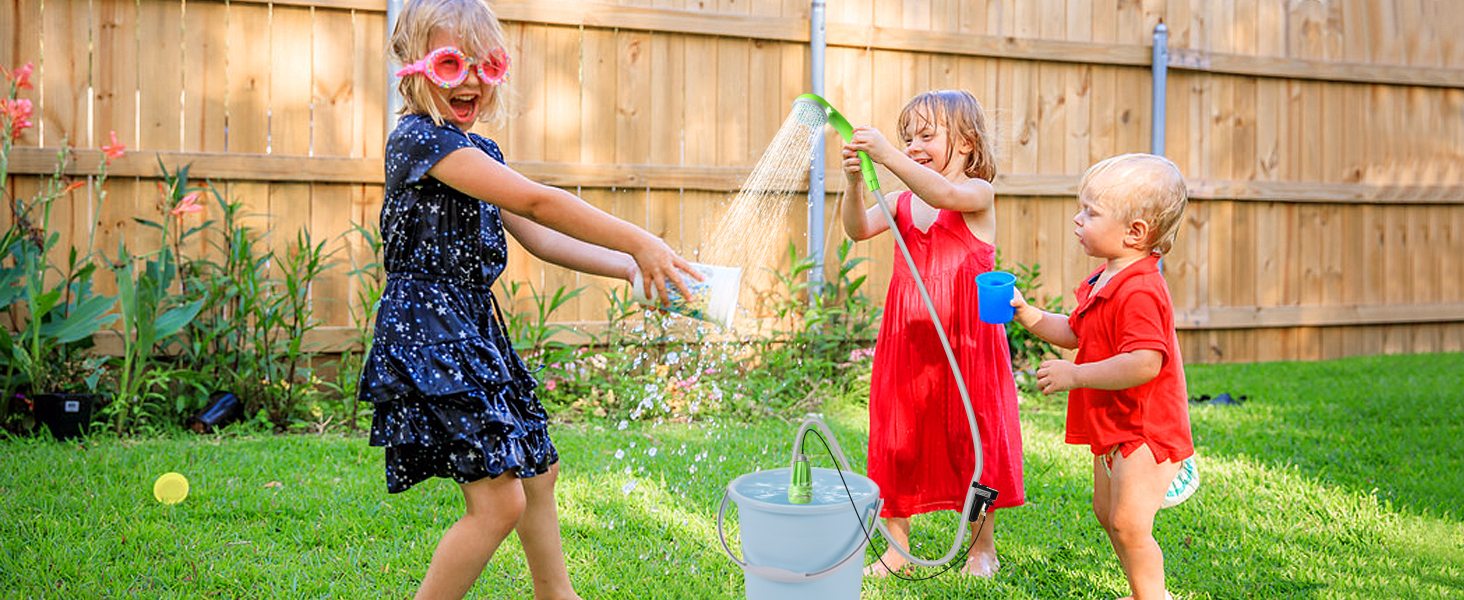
(449, 93), (478, 122)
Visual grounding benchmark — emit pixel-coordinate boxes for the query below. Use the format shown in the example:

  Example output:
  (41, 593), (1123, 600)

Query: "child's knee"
(1106, 513), (1154, 548)
(469, 496), (525, 536)
(463, 477), (528, 526)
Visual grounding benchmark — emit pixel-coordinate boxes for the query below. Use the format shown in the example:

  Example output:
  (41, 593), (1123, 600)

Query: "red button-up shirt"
(1065, 255), (1194, 463)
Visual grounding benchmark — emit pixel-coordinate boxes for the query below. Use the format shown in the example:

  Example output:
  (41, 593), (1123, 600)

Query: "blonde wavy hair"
(1079, 153), (1189, 255)
(389, 0), (512, 127)
(896, 89), (997, 182)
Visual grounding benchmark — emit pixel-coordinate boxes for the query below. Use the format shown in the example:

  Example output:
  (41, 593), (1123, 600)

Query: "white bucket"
(631, 262), (742, 328)
(718, 467), (882, 600)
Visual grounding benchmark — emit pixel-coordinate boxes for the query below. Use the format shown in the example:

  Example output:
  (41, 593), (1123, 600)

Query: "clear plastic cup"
(632, 263), (742, 328)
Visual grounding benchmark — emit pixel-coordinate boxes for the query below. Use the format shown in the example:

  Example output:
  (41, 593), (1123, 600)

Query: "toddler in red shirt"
(1011, 153), (1193, 600)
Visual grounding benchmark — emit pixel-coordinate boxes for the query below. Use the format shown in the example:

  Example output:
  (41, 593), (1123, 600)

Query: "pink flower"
(101, 130), (125, 164)
(544, 379), (557, 391)
(1, 98), (31, 120)
(2, 98), (33, 140)
(3, 62), (33, 90)
(170, 191), (204, 216)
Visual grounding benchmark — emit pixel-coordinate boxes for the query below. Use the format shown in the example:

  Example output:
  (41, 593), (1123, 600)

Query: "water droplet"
(621, 480), (638, 494)
(614, 449), (625, 460)
(647, 447), (658, 457)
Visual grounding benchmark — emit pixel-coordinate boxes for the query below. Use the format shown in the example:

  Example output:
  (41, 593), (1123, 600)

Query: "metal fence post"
(1151, 22), (1168, 156)
(807, 0), (827, 301)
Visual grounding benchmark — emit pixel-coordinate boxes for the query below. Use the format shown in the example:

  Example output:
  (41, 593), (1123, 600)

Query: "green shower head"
(788, 453), (812, 504)
(793, 93), (880, 192)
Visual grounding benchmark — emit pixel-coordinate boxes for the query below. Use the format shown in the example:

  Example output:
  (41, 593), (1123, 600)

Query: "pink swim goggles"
(396, 46), (510, 88)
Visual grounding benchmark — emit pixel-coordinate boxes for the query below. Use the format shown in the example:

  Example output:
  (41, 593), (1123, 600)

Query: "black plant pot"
(187, 391), (244, 433)
(32, 393), (98, 440)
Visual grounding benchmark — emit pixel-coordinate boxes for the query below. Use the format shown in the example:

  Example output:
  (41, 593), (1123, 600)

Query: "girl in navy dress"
(360, 1), (698, 598)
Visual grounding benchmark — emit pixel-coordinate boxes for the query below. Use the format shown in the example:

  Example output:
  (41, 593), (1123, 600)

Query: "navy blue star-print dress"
(359, 114), (558, 494)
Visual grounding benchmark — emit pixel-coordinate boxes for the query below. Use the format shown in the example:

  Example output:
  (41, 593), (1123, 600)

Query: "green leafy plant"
(0, 192), (118, 399)
(315, 222), (385, 432)
(107, 238), (205, 434)
(499, 279), (585, 389)
(0, 62), (120, 429)
(993, 251), (1063, 393)
(255, 228), (334, 428)
(170, 176), (262, 412)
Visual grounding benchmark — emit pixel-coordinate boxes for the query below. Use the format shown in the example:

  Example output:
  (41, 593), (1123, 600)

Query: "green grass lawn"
(2, 353), (1462, 599)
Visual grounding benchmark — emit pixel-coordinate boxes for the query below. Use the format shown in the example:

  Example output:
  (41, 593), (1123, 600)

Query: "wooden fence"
(4, 0), (1463, 363)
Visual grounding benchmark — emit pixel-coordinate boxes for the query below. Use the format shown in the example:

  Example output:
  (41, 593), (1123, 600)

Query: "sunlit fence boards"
(5, 0), (1462, 363)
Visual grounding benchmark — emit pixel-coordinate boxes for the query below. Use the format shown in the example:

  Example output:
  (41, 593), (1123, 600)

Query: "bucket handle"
(716, 490), (884, 584)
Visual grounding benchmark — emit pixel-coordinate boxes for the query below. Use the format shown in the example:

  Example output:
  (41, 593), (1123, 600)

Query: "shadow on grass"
(1184, 353), (1464, 520)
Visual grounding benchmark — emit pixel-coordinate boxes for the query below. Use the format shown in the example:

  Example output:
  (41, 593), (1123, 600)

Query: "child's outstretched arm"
(839, 145), (895, 241)
(430, 148), (699, 302)
(500, 212), (637, 282)
(843, 126), (994, 214)
(1012, 288), (1079, 349)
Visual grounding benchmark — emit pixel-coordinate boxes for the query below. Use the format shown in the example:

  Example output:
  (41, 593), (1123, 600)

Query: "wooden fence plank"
(542, 25), (586, 321)
(617, 30), (653, 166)
(0, 0), (13, 70)
(308, 183), (354, 328)
(13, 146), (1464, 207)
(183, 0), (229, 153)
(271, 6), (313, 156)
(1036, 62), (1065, 176)
(226, 2), (271, 153)
(156, 0), (1464, 89)
(41, 0), (90, 147)
(93, 0), (138, 152)
(1176, 303), (1464, 330)
(311, 8), (356, 158)
(137, 0), (184, 151)
(353, 10), (387, 159)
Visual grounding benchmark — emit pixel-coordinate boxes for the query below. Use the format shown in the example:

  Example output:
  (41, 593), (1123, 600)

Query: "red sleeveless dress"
(867, 191), (1025, 517)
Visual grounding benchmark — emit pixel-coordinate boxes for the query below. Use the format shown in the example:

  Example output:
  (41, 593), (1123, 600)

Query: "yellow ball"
(153, 472), (190, 505)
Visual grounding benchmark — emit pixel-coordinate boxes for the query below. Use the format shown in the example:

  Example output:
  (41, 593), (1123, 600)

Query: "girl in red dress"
(840, 90), (1025, 577)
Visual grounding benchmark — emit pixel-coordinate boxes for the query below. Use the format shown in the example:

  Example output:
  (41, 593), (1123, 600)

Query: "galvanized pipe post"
(1151, 22), (1168, 156)
(807, 0), (827, 301)
(387, 0), (404, 130)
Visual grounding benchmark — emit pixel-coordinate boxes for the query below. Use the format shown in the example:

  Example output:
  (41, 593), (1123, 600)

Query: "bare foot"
(862, 552), (910, 578)
(960, 551), (1000, 578)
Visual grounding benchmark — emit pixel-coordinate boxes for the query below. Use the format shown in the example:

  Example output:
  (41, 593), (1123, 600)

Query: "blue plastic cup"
(976, 271), (1017, 324)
